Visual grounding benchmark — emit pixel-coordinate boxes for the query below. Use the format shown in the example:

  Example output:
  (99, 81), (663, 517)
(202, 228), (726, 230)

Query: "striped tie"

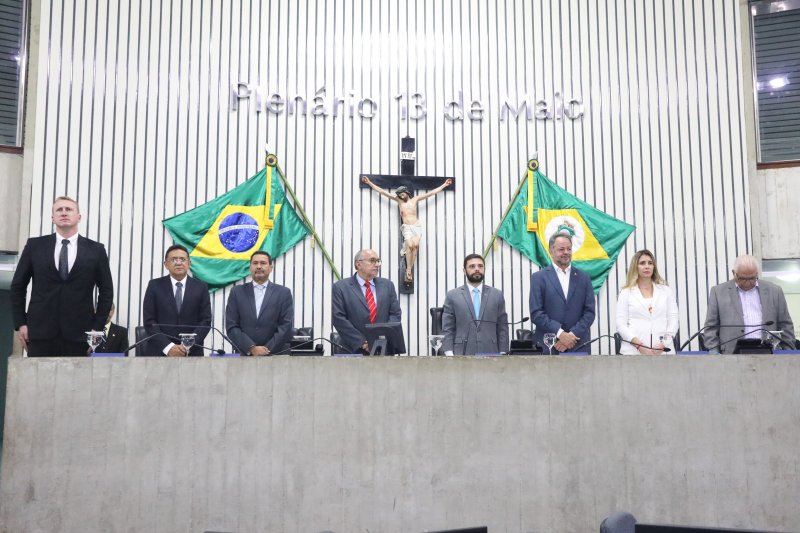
(365, 282), (377, 323)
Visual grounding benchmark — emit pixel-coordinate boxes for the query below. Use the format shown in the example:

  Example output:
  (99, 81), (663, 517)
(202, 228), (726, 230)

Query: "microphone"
(704, 328), (784, 353)
(195, 343), (227, 355)
(572, 334), (671, 354)
(123, 333), (163, 355)
(677, 321), (774, 352)
(149, 323), (243, 355)
(268, 337), (342, 356)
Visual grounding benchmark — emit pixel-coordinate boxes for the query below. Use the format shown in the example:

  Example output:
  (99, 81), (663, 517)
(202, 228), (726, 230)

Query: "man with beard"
(225, 251), (294, 356)
(530, 232), (596, 353)
(441, 253), (509, 355)
(361, 175), (452, 284)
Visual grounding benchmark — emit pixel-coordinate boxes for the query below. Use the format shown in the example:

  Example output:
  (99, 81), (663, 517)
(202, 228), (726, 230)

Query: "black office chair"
(135, 326), (149, 356)
(515, 329), (533, 341)
(600, 511), (636, 533)
(292, 327), (314, 351)
(330, 332), (344, 355)
(430, 307), (444, 355)
(430, 307), (444, 334)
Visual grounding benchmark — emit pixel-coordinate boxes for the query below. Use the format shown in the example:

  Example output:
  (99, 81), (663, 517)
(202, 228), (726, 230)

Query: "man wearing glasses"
(703, 254), (794, 353)
(332, 249), (402, 354)
(142, 244), (211, 356)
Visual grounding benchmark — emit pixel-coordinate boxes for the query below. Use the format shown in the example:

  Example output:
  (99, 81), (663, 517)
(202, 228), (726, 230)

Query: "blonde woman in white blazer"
(616, 250), (680, 355)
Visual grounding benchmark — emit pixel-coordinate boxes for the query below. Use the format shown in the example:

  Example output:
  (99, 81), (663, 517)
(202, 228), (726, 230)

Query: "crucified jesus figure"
(362, 176), (453, 283)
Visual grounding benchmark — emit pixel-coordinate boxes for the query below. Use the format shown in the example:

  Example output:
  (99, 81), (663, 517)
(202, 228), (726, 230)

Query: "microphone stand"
(573, 334), (671, 354)
(149, 323), (242, 355)
(677, 321), (775, 352)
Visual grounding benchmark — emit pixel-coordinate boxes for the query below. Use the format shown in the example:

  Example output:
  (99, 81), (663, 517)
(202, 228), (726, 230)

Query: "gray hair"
(548, 232), (572, 250)
(733, 254), (760, 275)
(354, 249), (374, 267)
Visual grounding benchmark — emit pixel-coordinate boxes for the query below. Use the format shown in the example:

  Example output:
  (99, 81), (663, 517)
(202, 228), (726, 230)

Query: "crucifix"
(360, 136), (455, 294)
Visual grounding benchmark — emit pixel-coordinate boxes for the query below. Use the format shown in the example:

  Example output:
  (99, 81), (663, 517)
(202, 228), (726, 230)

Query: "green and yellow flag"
(495, 158), (635, 293)
(164, 154), (311, 289)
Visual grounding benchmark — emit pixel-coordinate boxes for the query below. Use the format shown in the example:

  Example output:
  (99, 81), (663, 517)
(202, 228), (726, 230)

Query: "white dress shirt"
(53, 232), (79, 272)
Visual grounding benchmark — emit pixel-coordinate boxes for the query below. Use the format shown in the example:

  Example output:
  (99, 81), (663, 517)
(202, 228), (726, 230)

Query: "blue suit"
(332, 274), (402, 353)
(529, 265), (596, 353)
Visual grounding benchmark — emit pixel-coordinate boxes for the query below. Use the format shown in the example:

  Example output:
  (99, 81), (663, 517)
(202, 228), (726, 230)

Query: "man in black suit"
(225, 251), (294, 356)
(95, 303), (130, 354)
(142, 244), (211, 356)
(10, 196), (114, 357)
(331, 249), (402, 354)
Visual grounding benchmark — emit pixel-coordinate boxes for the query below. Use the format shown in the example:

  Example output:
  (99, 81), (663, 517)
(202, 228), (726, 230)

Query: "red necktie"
(365, 282), (377, 323)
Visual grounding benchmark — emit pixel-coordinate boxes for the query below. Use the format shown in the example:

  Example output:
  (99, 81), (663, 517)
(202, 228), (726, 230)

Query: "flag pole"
(482, 174), (528, 259)
(270, 157), (342, 280)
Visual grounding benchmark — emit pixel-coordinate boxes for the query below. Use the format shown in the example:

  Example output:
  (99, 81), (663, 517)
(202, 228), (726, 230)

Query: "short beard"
(466, 272), (484, 284)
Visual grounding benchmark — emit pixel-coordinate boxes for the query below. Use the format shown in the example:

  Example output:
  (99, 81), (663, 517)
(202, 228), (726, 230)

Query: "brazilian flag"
(497, 159), (635, 293)
(164, 154), (310, 290)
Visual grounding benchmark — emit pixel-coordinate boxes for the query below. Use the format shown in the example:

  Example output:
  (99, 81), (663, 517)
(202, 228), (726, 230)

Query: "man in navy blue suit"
(225, 251), (294, 356)
(332, 249), (402, 354)
(142, 244), (211, 356)
(530, 233), (596, 353)
(10, 196), (114, 356)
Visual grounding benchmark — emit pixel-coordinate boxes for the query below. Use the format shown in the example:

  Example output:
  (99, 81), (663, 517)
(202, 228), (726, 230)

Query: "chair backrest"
(134, 326), (149, 356)
(429, 307), (444, 335)
(294, 327), (313, 338)
(516, 329), (533, 341)
(330, 332), (343, 355)
(600, 511), (636, 533)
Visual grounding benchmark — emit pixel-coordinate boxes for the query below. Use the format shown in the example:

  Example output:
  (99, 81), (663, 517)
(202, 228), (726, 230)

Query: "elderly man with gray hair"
(702, 254), (795, 353)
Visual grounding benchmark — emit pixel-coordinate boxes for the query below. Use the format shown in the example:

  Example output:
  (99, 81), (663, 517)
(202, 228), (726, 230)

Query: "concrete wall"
(0, 152), (22, 252)
(2, 356), (799, 533)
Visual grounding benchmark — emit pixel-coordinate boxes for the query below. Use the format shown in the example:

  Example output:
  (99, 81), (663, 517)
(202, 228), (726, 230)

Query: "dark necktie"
(365, 282), (377, 323)
(175, 281), (183, 311)
(59, 239), (70, 280)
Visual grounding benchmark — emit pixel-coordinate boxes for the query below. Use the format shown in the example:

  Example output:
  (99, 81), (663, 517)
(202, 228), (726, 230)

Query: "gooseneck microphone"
(677, 321), (774, 352)
(148, 323), (243, 355)
(122, 333), (163, 355)
(704, 328), (786, 353)
(269, 337), (348, 356)
(572, 334), (670, 354)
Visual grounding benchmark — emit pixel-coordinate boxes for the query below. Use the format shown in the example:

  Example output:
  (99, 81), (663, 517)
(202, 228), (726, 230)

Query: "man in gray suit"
(441, 254), (509, 355)
(332, 249), (402, 354)
(703, 254), (794, 353)
(225, 251), (294, 356)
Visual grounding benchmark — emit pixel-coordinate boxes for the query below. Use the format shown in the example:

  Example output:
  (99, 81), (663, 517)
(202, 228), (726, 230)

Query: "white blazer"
(616, 283), (680, 354)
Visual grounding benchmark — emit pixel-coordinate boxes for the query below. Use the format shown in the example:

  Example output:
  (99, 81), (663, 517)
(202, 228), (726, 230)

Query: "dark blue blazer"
(529, 265), (596, 352)
(225, 281), (294, 355)
(10, 234), (114, 342)
(142, 275), (212, 356)
(331, 274), (402, 353)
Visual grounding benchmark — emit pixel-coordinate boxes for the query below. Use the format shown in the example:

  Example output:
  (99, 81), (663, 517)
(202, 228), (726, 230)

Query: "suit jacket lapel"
(728, 282), (745, 323)
(349, 275), (370, 313)
(68, 236), (86, 279)
(260, 283), (275, 318)
(547, 266), (567, 302)
(460, 285), (478, 320)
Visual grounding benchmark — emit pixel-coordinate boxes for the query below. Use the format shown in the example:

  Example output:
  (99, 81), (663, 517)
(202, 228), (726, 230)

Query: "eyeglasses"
(735, 275), (758, 282)
(359, 258), (382, 265)
(167, 257), (188, 265)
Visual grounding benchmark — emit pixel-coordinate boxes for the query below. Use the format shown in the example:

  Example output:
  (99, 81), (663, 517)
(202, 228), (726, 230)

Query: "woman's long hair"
(623, 249), (666, 289)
